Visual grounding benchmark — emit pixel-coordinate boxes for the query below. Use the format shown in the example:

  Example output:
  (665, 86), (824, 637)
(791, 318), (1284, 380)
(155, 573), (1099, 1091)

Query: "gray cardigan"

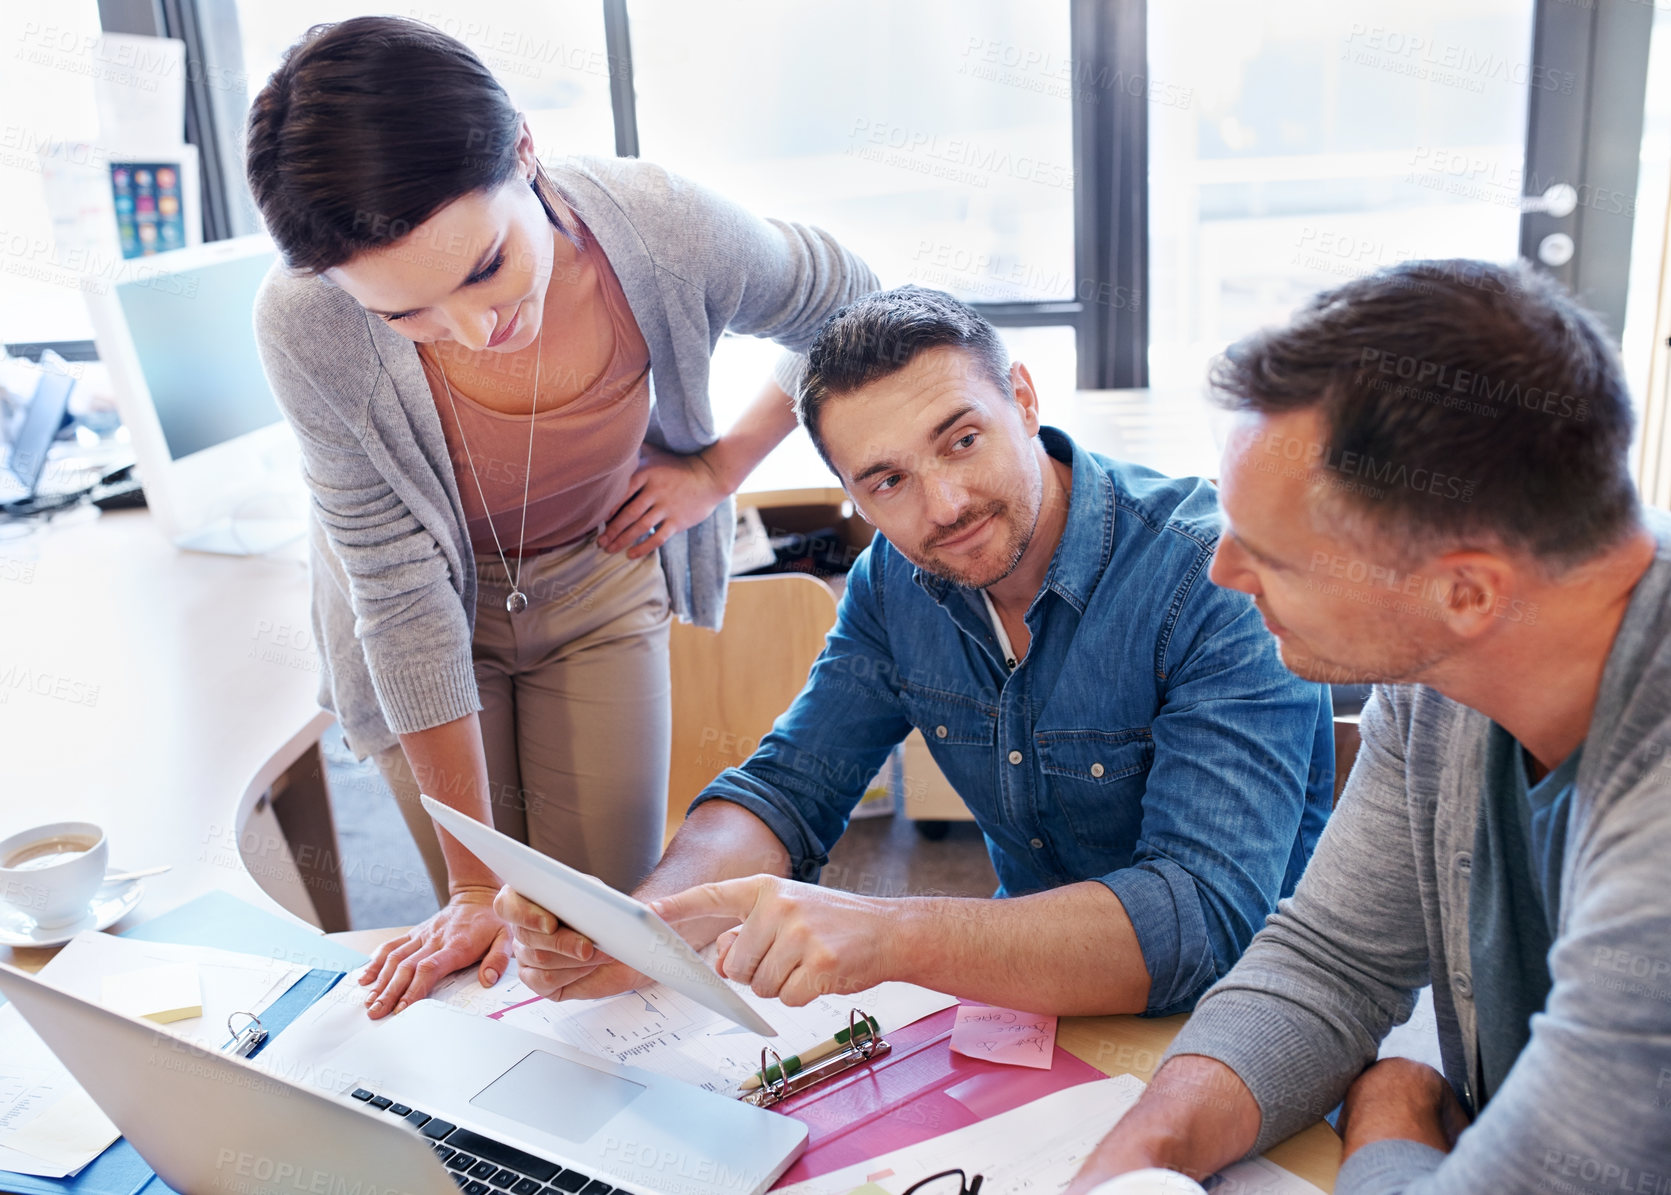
(253, 156), (877, 757)
(1162, 508), (1671, 1190)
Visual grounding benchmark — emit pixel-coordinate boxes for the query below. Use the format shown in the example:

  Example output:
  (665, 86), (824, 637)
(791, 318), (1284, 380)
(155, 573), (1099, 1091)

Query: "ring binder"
(739, 1007), (890, 1108)
(224, 1010), (268, 1058)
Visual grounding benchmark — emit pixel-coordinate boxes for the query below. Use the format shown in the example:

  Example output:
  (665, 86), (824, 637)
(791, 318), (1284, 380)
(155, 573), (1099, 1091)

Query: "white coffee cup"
(0, 821), (110, 928)
(1087, 1171), (1209, 1195)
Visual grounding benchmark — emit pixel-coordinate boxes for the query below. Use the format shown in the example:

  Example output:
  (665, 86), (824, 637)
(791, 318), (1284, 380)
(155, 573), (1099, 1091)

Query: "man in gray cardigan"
(1069, 260), (1671, 1192)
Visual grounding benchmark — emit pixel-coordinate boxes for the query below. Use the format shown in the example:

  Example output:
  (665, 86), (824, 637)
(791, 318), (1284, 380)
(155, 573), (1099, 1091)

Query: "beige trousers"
(376, 533), (672, 902)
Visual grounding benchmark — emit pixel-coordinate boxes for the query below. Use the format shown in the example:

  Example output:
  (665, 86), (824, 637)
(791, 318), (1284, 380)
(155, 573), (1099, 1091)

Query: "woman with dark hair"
(245, 15), (876, 1018)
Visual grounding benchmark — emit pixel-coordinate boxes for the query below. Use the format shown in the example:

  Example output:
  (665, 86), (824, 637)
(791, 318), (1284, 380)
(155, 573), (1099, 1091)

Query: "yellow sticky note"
(101, 962), (203, 1024)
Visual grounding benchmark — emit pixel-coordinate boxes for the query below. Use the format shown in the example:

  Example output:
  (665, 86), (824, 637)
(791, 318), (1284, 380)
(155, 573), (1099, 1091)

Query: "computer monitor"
(83, 234), (306, 554)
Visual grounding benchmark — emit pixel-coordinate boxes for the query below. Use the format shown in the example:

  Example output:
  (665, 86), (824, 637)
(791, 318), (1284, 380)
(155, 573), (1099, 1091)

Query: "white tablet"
(420, 795), (778, 1037)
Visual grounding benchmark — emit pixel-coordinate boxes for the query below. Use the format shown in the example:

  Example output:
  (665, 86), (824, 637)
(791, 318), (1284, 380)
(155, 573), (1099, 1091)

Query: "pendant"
(505, 590), (529, 615)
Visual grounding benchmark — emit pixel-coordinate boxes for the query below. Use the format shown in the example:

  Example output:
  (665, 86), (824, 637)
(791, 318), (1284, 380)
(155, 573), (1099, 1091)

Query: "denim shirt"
(692, 427), (1334, 1014)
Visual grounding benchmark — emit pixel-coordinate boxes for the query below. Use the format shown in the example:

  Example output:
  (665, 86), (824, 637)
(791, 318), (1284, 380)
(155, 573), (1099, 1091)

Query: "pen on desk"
(740, 1014), (881, 1091)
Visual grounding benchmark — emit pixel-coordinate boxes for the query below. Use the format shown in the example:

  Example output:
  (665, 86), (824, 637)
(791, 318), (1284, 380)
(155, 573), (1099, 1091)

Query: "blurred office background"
(4, 1), (1671, 925)
(5, 0), (1669, 455)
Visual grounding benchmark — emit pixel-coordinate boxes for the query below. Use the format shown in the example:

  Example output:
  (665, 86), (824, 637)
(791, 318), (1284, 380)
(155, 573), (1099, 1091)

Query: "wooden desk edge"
(736, 485), (848, 510)
(1057, 1017), (1340, 1191)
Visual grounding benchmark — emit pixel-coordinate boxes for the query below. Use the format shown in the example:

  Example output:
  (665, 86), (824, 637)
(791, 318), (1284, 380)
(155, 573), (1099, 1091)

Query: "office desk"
(331, 927), (1342, 1190)
(0, 506), (336, 967)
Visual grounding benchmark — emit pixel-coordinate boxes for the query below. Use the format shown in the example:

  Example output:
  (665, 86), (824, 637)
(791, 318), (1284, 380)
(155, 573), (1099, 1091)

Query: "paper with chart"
(429, 954), (958, 1093)
(774, 1075), (1146, 1195)
(772, 1075), (1326, 1195)
(0, 1018), (119, 1178)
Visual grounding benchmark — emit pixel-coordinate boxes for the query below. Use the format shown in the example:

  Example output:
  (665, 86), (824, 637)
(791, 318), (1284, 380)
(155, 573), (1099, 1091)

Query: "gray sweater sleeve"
(252, 313), (480, 735)
(1341, 763), (1671, 1192)
(1158, 685), (1430, 1149)
(607, 155), (878, 405)
(677, 176), (879, 353)
(1164, 690), (1671, 1191)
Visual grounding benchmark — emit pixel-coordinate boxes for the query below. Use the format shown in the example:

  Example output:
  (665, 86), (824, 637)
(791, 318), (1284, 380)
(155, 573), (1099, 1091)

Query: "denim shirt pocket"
(898, 680), (999, 747)
(1036, 729), (1153, 851)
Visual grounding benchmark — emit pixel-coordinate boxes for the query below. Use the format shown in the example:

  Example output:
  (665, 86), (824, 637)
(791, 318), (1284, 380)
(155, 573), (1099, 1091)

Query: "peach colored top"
(422, 227), (651, 557)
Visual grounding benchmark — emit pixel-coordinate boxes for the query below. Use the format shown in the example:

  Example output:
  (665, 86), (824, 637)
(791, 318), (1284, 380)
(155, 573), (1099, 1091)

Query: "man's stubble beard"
(914, 456), (1045, 590)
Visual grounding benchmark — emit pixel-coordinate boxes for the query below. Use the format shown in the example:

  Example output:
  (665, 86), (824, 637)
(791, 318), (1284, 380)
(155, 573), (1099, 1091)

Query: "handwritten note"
(949, 1003), (1057, 1070)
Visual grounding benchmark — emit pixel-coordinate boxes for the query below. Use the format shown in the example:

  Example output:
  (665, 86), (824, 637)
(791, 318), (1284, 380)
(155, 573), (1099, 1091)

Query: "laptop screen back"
(4, 369), (74, 494)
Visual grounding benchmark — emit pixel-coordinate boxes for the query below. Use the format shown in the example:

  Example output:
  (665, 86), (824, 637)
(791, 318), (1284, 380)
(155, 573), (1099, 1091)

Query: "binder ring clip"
(849, 1007), (878, 1059)
(758, 1045), (791, 1105)
(226, 1010), (268, 1058)
(740, 1005), (891, 1107)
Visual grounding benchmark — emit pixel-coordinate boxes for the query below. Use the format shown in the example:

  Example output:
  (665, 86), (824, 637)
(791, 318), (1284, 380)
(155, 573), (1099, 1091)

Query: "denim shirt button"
(1090, 762), (1105, 778)
(1030, 838), (1044, 849)
(935, 725), (948, 739)
(1454, 972), (1473, 999)
(1008, 749), (1023, 765)
(1455, 851), (1472, 874)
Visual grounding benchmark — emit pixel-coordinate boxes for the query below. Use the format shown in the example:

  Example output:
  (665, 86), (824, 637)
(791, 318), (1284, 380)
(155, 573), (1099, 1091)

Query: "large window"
(1620, 2), (1671, 415)
(237, 1), (619, 162)
(0, 0), (105, 344)
(10, 0), (1663, 425)
(627, 0), (1077, 422)
(630, 0), (1074, 307)
(232, 0), (1081, 423)
(1146, 0), (1536, 389)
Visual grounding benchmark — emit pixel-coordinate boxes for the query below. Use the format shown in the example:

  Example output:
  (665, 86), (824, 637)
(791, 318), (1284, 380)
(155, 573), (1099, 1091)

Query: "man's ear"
(1012, 361), (1041, 435)
(1428, 550), (1518, 641)
(514, 115), (538, 177)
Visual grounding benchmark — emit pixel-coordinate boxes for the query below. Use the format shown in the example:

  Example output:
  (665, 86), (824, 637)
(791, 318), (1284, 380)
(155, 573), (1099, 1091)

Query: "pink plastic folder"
(769, 1006), (1106, 1186)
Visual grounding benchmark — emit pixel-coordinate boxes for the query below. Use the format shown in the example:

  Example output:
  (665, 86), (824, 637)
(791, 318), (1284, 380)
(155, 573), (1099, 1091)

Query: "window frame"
(14, 0), (1648, 378)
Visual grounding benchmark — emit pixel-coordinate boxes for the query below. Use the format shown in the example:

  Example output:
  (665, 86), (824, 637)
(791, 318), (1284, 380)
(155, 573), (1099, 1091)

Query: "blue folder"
(3, 889), (370, 1195)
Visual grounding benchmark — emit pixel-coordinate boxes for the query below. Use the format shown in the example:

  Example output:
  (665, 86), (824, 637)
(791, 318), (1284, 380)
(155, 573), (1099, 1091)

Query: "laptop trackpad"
(470, 1050), (646, 1144)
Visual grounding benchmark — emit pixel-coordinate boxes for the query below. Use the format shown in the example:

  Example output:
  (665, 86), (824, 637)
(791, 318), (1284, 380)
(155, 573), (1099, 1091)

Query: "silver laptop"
(0, 963), (806, 1195)
(0, 365), (74, 505)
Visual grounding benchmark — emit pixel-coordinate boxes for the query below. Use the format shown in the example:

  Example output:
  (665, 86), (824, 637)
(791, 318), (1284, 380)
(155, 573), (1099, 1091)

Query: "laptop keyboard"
(350, 1087), (621, 1195)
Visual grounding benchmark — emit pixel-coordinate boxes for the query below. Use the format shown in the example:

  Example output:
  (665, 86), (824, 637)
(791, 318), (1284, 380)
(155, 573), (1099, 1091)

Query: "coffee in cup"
(0, 821), (110, 928)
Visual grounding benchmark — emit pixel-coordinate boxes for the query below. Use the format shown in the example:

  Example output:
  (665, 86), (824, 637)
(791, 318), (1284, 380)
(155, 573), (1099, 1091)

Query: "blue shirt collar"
(910, 426), (1115, 616)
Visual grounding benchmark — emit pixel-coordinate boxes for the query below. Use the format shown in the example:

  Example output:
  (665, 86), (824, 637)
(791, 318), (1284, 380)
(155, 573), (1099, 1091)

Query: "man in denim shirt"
(500, 286), (1333, 1016)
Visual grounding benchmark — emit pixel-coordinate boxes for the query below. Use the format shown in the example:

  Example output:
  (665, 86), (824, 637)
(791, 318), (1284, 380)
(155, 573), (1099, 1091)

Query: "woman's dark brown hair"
(244, 15), (569, 275)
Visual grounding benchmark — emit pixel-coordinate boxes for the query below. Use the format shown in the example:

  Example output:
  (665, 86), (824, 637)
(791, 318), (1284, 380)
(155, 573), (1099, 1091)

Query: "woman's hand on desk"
(495, 887), (649, 1002)
(358, 886), (511, 1019)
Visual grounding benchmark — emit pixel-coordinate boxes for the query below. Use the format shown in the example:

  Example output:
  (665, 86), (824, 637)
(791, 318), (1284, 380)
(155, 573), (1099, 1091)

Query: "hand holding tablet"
(420, 795), (779, 1036)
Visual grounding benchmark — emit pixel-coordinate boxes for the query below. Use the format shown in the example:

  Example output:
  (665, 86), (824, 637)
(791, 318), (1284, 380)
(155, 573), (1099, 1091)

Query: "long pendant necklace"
(430, 329), (542, 615)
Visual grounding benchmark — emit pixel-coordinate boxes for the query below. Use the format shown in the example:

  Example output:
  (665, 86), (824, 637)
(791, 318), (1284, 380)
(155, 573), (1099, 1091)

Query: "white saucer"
(0, 879), (146, 948)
